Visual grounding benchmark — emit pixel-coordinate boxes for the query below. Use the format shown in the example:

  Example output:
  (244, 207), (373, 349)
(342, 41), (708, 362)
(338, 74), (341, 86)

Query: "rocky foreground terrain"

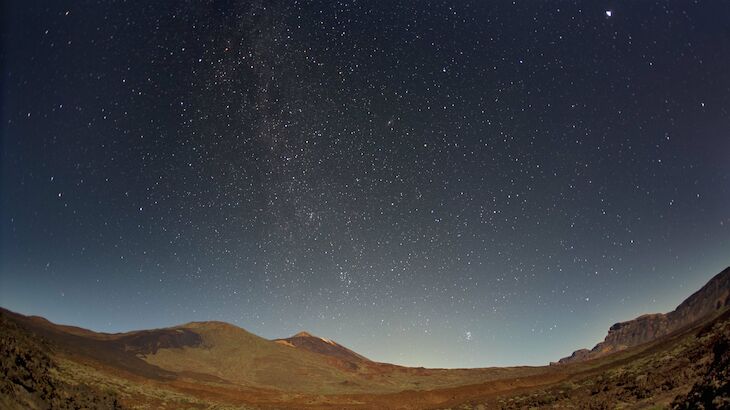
(1, 267), (728, 409)
(0, 313), (122, 410)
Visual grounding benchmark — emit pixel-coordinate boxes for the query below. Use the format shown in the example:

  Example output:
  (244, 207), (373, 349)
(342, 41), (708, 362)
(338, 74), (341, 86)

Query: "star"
(3, 0), (729, 370)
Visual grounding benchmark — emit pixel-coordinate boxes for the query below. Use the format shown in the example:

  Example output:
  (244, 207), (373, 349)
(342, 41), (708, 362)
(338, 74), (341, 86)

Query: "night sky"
(2, 1), (729, 368)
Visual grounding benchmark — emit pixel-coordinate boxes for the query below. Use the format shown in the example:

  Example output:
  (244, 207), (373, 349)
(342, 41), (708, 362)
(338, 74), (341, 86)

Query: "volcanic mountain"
(1, 266), (729, 409)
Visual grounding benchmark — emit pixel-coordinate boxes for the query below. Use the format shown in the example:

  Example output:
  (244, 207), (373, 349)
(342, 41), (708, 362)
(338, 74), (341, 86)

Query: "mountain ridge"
(558, 266), (730, 364)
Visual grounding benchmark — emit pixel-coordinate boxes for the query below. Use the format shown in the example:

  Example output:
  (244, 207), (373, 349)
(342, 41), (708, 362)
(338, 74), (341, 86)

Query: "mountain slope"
(0, 312), (123, 410)
(560, 266), (730, 363)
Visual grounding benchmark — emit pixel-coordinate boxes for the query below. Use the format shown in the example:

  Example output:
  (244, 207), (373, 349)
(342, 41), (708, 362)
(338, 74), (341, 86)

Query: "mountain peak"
(274, 331), (370, 364)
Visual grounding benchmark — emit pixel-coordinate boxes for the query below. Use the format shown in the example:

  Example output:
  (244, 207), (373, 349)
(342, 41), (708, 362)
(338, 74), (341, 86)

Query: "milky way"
(2, 1), (729, 367)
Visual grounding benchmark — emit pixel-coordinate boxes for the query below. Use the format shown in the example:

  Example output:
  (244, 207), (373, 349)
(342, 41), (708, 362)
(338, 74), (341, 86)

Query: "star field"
(1, 1), (729, 368)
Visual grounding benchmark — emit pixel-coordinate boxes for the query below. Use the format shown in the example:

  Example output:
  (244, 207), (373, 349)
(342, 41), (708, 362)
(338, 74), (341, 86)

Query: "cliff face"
(559, 267), (730, 364)
(596, 313), (671, 353)
(668, 267), (730, 325)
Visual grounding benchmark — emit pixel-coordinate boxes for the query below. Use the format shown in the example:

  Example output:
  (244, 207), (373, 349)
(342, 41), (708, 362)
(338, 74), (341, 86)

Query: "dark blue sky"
(2, 0), (729, 367)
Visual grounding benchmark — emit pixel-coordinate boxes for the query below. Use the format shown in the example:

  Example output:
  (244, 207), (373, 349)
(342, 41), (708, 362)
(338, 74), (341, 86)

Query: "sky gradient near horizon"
(2, 1), (730, 368)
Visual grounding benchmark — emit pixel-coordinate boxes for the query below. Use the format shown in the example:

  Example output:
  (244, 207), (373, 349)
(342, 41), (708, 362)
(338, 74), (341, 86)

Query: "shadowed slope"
(0, 309), (180, 381)
(0, 312), (124, 410)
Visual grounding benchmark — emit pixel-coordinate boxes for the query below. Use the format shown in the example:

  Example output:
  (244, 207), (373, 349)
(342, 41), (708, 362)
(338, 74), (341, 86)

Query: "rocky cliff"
(559, 267), (730, 364)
